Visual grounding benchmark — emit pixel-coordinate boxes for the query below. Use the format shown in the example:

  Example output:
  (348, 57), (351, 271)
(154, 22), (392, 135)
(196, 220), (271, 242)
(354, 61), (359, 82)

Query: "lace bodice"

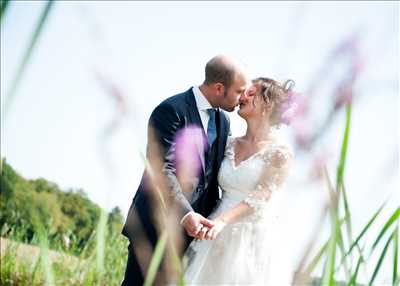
(217, 136), (293, 220)
(185, 135), (294, 284)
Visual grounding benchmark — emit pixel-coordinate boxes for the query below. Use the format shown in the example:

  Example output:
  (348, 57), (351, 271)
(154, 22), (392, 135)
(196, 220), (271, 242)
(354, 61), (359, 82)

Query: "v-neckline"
(231, 138), (271, 169)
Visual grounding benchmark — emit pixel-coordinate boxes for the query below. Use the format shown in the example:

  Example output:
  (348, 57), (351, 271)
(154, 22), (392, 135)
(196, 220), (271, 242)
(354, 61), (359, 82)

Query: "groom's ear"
(214, 83), (225, 97)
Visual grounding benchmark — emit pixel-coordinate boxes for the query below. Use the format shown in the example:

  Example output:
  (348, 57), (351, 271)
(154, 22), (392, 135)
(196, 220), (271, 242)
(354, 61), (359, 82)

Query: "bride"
(184, 77), (295, 285)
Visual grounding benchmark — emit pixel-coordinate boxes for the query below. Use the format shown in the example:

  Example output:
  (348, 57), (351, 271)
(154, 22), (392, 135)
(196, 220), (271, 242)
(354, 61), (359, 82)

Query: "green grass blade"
(323, 162), (351, 284)
(348, 246), (365, 286)
(139, 152), (167, 210)
(319, 166), (337, 285)
(304, 240), (329, 277)
(292, 203), (329, 285)
(139, 149), (185, 283)
(322, 215), (340, 286)
(339, 202), (386, 267)
(36, 224), (55, 285)
(336, 106), (353, 274)
(1, 0), (10, 21)
(177, 257), (187, 286)
(393, 223), (398, 285)
(96, 209), (108, 275)
(371, 207), (400, 254)
(144, 231), (168, 286)
(337, 225), (351, 280)
(336, 104), (352, 188)
(4, 0), (55, 116)
(369, 228), (396, 285)
(342, 185), (353, 252)
(355, 243), (368, 282)
(321, 238), (335, 285)
(169, 240), (186, 286)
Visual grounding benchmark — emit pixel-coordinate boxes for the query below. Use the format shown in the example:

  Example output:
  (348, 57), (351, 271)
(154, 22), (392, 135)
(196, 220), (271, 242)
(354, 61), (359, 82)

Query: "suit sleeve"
(147, 102), (194, 219)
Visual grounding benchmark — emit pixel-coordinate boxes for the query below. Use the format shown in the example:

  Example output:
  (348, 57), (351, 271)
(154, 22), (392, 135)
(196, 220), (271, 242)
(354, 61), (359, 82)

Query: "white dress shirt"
(192, 86), (214, 135)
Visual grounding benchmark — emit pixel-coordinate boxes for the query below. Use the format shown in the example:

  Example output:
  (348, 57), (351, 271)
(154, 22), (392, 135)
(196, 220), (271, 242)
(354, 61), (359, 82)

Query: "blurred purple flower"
(95, 71), (128, 115)
(93, 71), (129, 178)
(351, 54), (366, 80)
(280, 91), (307, 125)
(174, 125), (207, 191)
(332, 35), (365, 111)
(332, 31), (360, 58)
(333, 79), (353, 110)
(292, 118), (313, 149)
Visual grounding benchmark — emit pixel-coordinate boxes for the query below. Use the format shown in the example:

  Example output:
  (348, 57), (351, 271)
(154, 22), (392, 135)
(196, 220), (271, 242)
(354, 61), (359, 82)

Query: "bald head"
(203, 55), (246, 89)
(200, 55), (248, 112)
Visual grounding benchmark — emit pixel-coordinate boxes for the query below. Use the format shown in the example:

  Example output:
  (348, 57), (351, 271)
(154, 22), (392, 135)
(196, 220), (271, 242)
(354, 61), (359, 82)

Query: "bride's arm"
(205, 145), (292, 240)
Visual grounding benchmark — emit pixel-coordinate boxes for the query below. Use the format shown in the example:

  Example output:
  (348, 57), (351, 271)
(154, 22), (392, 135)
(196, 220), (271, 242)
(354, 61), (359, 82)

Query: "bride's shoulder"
(263, 139), (293, 168)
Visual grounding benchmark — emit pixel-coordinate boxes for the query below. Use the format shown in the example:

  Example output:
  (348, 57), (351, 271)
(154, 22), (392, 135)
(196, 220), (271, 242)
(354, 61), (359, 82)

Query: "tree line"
(0, 158), (124, 254)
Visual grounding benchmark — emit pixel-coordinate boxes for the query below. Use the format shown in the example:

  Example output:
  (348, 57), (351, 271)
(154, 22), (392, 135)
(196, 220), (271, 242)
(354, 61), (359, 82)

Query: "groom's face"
(219, 74), (247, 112)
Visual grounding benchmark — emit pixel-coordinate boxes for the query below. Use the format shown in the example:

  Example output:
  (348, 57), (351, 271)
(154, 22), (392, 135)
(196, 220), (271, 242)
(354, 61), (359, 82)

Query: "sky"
(1, 1), (399, 282)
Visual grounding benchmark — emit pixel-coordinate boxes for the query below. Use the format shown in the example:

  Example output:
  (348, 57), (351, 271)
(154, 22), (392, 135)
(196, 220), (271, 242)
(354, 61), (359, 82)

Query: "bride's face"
(238, 84), (268, 120)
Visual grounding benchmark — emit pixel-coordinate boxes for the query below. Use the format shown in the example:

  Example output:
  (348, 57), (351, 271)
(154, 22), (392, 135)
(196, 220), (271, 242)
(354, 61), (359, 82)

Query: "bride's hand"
(205, 218), (227, 240)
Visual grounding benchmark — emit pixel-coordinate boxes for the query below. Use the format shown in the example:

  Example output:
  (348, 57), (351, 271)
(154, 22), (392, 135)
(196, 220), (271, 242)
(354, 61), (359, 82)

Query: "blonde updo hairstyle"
(252, 77), (295, 126)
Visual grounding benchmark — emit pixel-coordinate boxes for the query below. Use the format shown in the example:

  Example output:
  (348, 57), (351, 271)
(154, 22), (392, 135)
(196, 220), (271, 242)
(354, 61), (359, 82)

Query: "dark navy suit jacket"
(122, 87), (230, 248)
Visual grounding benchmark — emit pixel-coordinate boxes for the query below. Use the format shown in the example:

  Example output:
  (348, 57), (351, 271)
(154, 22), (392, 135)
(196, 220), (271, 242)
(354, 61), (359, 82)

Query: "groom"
(121, 55), (248, 285)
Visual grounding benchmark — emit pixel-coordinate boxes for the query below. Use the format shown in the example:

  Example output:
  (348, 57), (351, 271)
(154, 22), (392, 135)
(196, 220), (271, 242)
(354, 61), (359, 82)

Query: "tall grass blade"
(337, 226), (351, 280)
(321, 101), (352, 285)
(139, 149), (185, 284)
(139, 152), (167, 210)
(371, 207), (400, 253)
(322, 197), (340, 285)
(342, 185), (353, 256)
(292, 204), (329, 285)
(37, 226), (55, 285)
(30, 255), (42, 284)
(0, 0), (10, 21)
(168, 239), (186, 286)
(339, 202), (386, 267)
(96, 209), (107, 276)
(393, 223), (398, 285)
(328, 219), (339, 285)
(4, 0), (54, 116)
(304, 240), (329, 277)
(348, 246), (365, 286)
(336, 104), (351, 188)
(336, 105), (353, 276)
(369, 228), (395, 284)
(318, 166), (337, 285)
(322, 237), (334, 285)
(143, 231), (168, 286)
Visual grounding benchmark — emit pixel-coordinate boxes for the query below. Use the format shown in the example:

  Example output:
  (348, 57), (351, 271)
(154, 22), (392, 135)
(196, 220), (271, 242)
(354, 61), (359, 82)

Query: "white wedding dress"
(184, 136), (293, 285)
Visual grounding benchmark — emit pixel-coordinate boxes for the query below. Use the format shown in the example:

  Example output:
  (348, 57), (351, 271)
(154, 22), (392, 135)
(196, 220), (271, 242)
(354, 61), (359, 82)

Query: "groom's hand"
(181, 212), (215, 238)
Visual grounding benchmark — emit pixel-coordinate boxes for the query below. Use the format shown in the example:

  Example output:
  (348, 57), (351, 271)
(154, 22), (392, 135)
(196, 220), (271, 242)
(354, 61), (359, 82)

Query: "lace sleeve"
(243, 144), (292, 218)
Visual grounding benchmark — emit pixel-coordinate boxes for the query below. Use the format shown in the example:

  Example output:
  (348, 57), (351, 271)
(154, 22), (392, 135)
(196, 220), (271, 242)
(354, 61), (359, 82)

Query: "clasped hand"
(182, 212), (227, 240)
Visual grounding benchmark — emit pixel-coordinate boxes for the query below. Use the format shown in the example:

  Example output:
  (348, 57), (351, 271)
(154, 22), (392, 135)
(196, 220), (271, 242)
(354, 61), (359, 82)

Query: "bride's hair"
(252, 77), (295, 126)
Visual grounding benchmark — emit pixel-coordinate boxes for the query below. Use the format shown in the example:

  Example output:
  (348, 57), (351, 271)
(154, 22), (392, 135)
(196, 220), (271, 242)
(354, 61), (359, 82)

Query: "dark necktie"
(207, 108), (217, 147)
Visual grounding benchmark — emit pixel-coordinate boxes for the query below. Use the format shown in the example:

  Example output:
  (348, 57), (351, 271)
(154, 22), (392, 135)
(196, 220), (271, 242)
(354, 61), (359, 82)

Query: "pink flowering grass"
(174, 125), (207, 193)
